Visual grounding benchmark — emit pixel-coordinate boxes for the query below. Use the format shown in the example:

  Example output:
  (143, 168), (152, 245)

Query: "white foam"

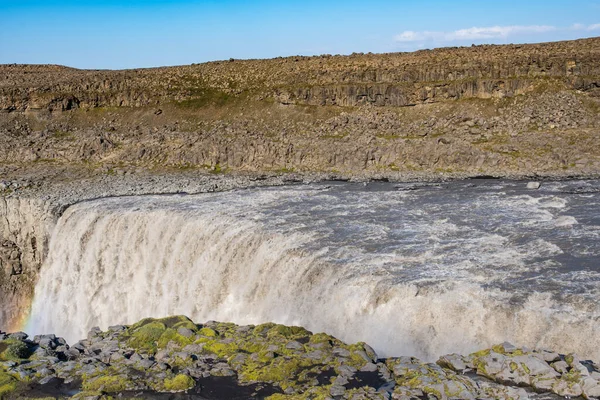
(26, 192), (600, 361)
(555, 215), (578, 227)
(538, 196), (568, 209)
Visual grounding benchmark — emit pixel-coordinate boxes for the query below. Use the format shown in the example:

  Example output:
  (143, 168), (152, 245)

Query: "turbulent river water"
(27, 179), (600, 361)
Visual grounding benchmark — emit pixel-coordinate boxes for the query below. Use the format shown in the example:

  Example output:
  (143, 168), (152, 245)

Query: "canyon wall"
(0, 197), (57, 330)
(0, 38), (599, 176)
(1, 38), (600, 112)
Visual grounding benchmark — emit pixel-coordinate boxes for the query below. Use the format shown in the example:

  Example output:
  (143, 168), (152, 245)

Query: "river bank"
(2, 315), (600, 399)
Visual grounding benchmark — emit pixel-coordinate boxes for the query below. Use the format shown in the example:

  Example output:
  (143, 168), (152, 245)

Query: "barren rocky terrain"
(1, 37), (599, 181)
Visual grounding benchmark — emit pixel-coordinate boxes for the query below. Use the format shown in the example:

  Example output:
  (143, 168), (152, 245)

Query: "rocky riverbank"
(1, 316), (600, 399)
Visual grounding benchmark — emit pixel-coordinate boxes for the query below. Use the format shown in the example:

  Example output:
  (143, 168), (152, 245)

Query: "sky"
(1, 0), (599, 69)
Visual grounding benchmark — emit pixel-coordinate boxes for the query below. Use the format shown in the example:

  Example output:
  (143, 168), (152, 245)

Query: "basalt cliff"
(1, 37), (600, 179)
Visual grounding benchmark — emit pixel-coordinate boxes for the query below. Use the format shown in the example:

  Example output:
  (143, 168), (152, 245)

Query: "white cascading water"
(27, 181), (600, 360)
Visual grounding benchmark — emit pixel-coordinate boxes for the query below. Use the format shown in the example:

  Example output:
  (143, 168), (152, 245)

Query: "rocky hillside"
(0, 37), (599, 178)
(2, 315), (600, 399)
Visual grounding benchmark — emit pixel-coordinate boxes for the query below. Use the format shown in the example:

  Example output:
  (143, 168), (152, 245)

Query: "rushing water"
(27, 180), (600, 361)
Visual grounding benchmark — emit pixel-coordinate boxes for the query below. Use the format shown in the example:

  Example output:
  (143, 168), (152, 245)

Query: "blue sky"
(1, 0), (599, 69)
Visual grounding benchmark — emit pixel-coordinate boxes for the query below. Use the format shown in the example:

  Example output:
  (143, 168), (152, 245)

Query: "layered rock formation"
(0, 38), (599, 177)
(0, 197), (56, 332)
(2, 38), (600, 111)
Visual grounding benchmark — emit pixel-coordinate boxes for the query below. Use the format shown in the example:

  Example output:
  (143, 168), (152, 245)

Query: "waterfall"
(27, 186), (600, 361)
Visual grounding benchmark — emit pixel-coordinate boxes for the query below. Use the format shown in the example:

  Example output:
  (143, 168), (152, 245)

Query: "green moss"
(83, 375), (129, 393)
(71, 391), (105, 399)
(158, 316), (195, 329)
(175, 89), (233, 108)
(215, 322), (238, 337)
(346, 352), (368, 370)
(0, 369), (17, 397)
(128, 317), (159, 331)
(163, 374), (195, 392)
(0, 339), (32, 361)
(266, 385), (332, 400)
(209, 163), (227, 174)
(253, 323), (277, 336)
(198, 327), (218, 337)
(239, 357), (314, 389)
(203, 340), (239, 358)
(128, 315), (194, 331)
(236, 340), (264, 355)
(267, 325), (310, 340)
(565, 354), (574, 366)
(423, 385), (443, 399)
(308, 333), (336, 346)
(127, 321), (167, 353)
(157, 328), (193, 348)
(471, 349), (491, 358)
(172, 320), (199, 332)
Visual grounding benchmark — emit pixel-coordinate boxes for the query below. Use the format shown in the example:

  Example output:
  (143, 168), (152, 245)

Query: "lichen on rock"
(1, 319), (600, 399)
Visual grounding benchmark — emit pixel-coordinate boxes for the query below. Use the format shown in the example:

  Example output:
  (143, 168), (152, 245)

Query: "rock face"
(0, 197), (56, 332)
(0, 38), (599, 177)
(1, 316), (600, 399)
(1, 39), (599, 112)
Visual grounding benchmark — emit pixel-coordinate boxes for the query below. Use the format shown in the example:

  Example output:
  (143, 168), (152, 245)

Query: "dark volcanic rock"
(1, 317), (600, 399)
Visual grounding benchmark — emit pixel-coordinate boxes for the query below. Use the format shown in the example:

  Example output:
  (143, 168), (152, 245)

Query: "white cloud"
(394, 31), (421, 42)
(394, 25), (557, 43)
(588, 23), (600, 30)
(451, 25), (555, 40)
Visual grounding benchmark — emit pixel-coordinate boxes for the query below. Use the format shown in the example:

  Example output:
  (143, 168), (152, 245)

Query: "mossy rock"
(128, 315), (195, 331)
(72, 391), (112, 399)
(266, 385), (333, 399)
(172, 319), (199, 332)
(163, 374), (195, 392)
(267, 325), (311, 340)
(239, 357), (316, 389)
(157, 328), (193, 348)
(253, 323), (277, 337)
(198, 327), (218, 337)
(213, 322), (238, 337)
(308, 332), (338, 346)
(127, 321), (167, 353)
(82, 374), (130, 392)
(202, 340), (240, 358)
(0, 369), (18, 397)
(0, 339), (32, 361)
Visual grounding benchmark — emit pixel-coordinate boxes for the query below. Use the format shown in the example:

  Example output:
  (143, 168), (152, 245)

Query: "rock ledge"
(1, 316), (599, 399)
